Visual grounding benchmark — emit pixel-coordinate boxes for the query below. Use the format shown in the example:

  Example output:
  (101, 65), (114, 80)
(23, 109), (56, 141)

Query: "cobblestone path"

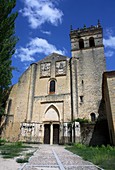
(20, 145), (102, 170)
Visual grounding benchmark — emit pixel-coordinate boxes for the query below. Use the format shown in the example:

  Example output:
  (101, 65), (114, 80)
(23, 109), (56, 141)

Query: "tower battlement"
(70, 20), (102, 34)
(70, 21), (103, 51)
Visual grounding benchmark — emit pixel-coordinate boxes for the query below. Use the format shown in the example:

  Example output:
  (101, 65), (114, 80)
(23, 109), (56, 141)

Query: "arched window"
(49, 80), (55, 93)
(90, 113), (96, 122)
(89, 37), (95, 47)
(79, 39), (84, 49)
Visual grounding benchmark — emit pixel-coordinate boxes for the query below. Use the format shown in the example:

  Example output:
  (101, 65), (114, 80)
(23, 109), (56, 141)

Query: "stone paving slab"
(22, 166), (59, 170)
(29, 156), (57, 165)
(20, 145), (102, 170)
(64, 167), (100, 170)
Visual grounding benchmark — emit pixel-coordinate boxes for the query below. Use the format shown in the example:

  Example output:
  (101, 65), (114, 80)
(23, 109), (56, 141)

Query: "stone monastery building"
(1, 22), (115, 146)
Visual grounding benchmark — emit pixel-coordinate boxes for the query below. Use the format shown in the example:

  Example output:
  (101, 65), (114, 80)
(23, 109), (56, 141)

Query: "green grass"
(16, 151), (35, 163)
(0, 138), (6, 145)
(0, 141), (32, 159)
(66, 143), (115, 170)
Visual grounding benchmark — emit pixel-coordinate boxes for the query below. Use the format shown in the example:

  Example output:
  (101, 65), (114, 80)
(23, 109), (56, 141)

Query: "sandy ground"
(0, 156), (22, 170)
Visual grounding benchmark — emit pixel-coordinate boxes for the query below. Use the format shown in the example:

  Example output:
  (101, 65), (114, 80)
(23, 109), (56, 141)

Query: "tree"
(0, 0), (18, 118)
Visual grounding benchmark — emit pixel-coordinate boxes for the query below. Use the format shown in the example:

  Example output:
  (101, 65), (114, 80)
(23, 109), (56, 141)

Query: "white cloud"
(20, 0), (63, 29)
(41, 30), (51, 35)
(105, 28), (114, 37)
(15, 48), (35, 62)
(105, 50), (114, 57)
(103, 36), (115, 49)
(15, 37), (66, 62)
(103, 28), (115, 58)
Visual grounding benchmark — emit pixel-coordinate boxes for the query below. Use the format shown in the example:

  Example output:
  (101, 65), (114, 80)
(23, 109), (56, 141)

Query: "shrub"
(14, 141), (23, 147)
(74, 143), (86, 149)
(73, 118), (89, 124)
(0, 138), (6, 145)
(16, 157), (28, 163)
(16, 151), (34, 163)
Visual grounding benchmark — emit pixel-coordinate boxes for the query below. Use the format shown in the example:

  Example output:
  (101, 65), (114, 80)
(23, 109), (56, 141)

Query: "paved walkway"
(20, 145), (102, 170)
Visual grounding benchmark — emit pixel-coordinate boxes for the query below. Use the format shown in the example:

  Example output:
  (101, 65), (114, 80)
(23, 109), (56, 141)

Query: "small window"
(80, 96), (84, 103)
(90, 113), (96, 122)
(89, 37), (95, 47)
(7, 99), (12, 114)
(49, 80), (55, 93)
(79, 39), (84, 49)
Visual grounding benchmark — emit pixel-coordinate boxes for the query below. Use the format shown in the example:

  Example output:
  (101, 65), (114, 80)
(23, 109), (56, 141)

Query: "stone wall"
(2, 67), (33, 141)
(80, 120), (110, 146)
(103, 71), (115, 145)
(76, 48), (105, 118)
(1, 53), (72, 143)
(1, 24), (114, 146)
(70, 25), (106, 121)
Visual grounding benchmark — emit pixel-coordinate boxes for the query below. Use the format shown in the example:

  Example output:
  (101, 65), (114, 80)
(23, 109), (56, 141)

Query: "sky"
(12, 0), (115, 84)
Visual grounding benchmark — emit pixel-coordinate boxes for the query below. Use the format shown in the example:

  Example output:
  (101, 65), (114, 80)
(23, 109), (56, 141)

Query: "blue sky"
(12, 0), (115, 84)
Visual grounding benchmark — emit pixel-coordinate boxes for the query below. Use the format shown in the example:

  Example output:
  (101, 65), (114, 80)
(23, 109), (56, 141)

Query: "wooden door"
(53, 124), (59, 144)
(44, 124), (50, 144)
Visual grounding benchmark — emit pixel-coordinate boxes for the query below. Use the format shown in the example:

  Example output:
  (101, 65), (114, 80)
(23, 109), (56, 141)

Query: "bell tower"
(70, 21), (106, 120)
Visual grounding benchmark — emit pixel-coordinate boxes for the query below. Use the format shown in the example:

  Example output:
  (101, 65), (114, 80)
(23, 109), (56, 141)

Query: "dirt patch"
(0, 144), (38, 170)
(0, 156), (22, 170)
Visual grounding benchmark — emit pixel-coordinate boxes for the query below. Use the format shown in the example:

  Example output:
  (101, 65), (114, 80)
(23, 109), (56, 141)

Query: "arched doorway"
(44, 124), (60, 144)
(44, 105), (60, 144)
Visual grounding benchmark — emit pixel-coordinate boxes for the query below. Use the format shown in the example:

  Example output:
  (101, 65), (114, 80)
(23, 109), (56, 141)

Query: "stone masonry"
(103, 71), (115, 145)
(1, 22), (115, 146)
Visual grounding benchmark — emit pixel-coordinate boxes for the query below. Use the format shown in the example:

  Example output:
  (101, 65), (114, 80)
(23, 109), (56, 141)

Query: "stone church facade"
(1, 22), (115, 145)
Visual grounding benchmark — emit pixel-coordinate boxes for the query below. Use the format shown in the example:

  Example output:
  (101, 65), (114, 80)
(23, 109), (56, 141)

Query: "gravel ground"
(0, 156), (21, 170)
(21, 145), (101, 170)
(0, 145), (102, 170)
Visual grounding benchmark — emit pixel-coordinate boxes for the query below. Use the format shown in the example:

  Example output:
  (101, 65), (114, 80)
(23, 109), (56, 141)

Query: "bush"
(68, 142), (74, 146)
(74, 143), (86, 149)
(73, 118), (89, 124)
(14, 141), (23, 147)
(16, 151), (34, 163)
(0, 138), (6, 145)
(16, 157), (28, 163)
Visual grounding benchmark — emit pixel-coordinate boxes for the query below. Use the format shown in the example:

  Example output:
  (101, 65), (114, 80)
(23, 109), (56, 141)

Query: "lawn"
(66, 143), (115, 170)
(0, 140), (35, 163)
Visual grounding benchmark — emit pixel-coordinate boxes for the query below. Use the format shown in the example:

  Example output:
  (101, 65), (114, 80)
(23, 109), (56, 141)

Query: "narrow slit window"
(90, 113), (96, 122)
(7, 99), (12, 114)
(80, 96), (84, 103)
(49, 80), (55, 93)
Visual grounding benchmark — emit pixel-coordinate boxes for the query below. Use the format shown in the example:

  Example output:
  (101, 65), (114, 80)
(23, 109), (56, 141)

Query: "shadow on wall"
(80, 100), (110, 146)
(89, 99), (110, 146)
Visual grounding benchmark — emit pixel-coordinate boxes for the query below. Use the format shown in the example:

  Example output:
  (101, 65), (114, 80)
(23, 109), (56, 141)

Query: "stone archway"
(44, 105), (60, 122)
(44, 105), (60, 144)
